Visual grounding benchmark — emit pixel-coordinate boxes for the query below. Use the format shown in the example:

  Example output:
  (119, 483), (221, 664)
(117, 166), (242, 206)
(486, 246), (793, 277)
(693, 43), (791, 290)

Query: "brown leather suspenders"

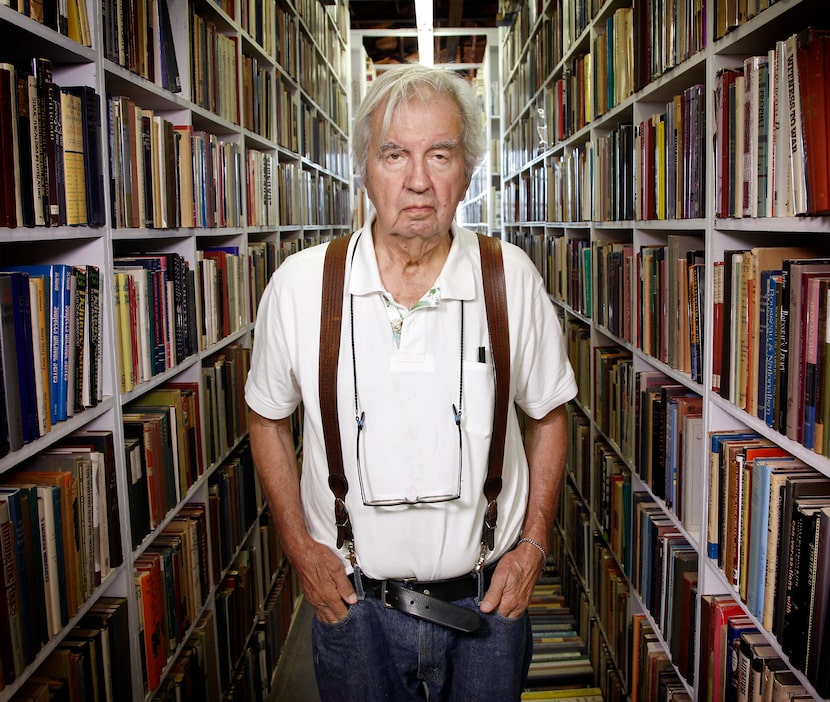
(318, 234), (354, 552)
(318, 233), (510, 563)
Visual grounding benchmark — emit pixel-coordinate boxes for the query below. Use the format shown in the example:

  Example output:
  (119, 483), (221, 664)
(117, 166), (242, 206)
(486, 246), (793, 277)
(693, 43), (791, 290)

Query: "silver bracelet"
(517, 537), (547, 564)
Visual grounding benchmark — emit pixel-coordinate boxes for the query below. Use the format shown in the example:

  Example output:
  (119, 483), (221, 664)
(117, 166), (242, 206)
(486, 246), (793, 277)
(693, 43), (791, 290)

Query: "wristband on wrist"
(517, 537), (547, 565)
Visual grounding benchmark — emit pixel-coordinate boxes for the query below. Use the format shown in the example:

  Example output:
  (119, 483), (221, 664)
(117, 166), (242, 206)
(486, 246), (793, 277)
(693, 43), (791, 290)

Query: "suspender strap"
(477, 233), (510, 552)
(319, 233), (353, 550)
(318, 233), (510, 557)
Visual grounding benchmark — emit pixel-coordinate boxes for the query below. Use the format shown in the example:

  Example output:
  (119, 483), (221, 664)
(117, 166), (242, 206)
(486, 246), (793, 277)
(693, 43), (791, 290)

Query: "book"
(773, 473), (830, 640)
(0, 64), (21, 229)
(58, 88), (87, 226)
(0, 493), (25, 680)
(59, 431), (123, 574)
(134, 551), (167, 692)
(795, 30), (830, 215)
(61, 86), (105, 226)
(784, 32), (808, 215)
(0, 275), (27, 451)
(13, 69), (36, 228)
(0, 485), (47, 664)
(122, 426), (151, 550)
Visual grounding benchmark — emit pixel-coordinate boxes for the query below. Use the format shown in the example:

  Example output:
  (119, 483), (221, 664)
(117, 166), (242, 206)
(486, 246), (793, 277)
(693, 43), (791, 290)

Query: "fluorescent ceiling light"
(415, 0), (434, 66)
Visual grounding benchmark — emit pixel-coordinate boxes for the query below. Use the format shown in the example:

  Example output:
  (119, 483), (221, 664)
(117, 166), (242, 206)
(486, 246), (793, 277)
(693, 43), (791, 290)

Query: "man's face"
(364, 94), (470, 243)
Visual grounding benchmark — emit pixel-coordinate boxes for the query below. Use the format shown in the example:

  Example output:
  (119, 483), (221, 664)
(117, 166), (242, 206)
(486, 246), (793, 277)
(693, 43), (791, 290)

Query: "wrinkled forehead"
(372, 91), (462, 143)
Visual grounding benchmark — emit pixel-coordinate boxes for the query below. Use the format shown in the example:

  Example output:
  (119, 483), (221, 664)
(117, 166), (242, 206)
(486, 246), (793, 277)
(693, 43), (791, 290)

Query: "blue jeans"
(311, 596), (533, 701)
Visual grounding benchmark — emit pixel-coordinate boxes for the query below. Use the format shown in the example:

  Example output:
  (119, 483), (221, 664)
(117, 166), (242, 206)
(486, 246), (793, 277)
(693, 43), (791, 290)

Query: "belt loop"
(353, 565), (366, 601)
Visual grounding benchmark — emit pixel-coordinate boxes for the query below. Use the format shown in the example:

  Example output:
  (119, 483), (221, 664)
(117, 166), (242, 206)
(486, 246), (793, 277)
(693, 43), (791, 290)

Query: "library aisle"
(270, 602), (320, 702)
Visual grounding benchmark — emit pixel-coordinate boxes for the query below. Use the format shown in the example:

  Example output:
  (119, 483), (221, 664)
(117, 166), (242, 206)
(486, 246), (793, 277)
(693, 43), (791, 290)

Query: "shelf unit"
(499, 0), (830, 699)
(0, 0), (351, 698)
(456, 30), (502, 238)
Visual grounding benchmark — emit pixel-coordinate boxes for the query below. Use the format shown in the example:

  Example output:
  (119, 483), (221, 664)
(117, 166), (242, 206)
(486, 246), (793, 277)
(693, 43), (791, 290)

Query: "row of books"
(207, 443), (262, 579)
(197, 246), (250, 347)
(714, 30), (830, 219)
(592, 123), (635, 222)
(505, 89), (705, 225)
(502, 15), (562, 128)
(635, 85), (706, 222)
(246, 149), (277, 228)
(299, 101), (350, 178)
(629, 615), (691, 701)
(502, 0), (705, 153)
(190, 8), (240, 125)
(113, 252), (198, 393)
(101, 0), (181, 94)
(637, 238), (705, 381)
(239, 0), (277, 60)
(587, 354), (704, 540)
(0, 59), (105, 229)
(201, 343), (250, 470)
(567, 234), (704, 381)
(248, 238), (293, 316)
(631, 495), (698, 684)
(297, 32), (348, 132)
(593, 8), (633, 118)
(135, 503), (211, 693)
(0, 264), (102, 457)
(274, 4), (297, 77)
(706, 431), (830, 691)
(633, 0), (705, 91)
(512, 0), (602, 89)
(0, 430), (123, 687)
(713, 248), (830, 456)
(551, 497), (629, 694)
(154, 609), (221, 702)
(699, 593), (817, 702)
(215, 547), (262, 690)
(124, 383), (205, 547)
(108, 95), (244, 230)
(4, 0), (91, 47)
(241, 54), (274, 140)
(275, 74), (299, 152)
(276, 161), (350, 228)
(251, 562), (294, 699)
(716, 0), (780, 40)
(295, 0), (349, 88)
(13, 596), (132, 700)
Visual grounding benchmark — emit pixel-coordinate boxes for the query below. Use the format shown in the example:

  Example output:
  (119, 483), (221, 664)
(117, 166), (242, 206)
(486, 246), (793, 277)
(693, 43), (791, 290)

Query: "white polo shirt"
(245, 219), (577, 581)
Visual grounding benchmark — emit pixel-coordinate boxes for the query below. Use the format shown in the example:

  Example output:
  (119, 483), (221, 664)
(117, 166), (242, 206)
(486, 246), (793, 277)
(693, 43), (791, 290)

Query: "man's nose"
(405, 157), (430, 191)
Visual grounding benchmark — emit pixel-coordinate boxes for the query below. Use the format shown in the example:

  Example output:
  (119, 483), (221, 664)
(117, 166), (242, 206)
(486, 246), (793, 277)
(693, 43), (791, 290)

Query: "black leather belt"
(350, 566), (495, 633)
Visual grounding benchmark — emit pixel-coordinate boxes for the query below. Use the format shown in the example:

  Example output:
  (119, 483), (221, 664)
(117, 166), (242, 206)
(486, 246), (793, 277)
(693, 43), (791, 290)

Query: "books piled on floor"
(523, 566), (600, 700)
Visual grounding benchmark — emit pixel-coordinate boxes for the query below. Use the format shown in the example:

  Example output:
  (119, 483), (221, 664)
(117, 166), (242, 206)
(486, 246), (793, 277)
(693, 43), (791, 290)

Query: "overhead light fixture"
(415, 0), (434, 66)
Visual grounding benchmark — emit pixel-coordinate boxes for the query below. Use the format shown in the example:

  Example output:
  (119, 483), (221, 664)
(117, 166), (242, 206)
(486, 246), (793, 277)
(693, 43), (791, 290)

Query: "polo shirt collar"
(348, 216), (477, 302)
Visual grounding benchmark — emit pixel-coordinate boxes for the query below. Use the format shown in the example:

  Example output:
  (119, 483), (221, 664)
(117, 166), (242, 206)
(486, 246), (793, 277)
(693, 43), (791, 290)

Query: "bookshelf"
(457, 32), (503, 238)
(0, 0), (351, 698)
(500, 0), (830, 699)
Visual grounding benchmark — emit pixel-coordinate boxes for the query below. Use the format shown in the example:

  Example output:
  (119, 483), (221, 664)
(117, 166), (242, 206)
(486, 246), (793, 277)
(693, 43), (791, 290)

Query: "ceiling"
(349, 0), (501, 67)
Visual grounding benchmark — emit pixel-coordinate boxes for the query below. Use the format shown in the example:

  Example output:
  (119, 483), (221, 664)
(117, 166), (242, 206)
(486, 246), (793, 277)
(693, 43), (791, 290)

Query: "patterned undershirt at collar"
(380, 286), (441, 346)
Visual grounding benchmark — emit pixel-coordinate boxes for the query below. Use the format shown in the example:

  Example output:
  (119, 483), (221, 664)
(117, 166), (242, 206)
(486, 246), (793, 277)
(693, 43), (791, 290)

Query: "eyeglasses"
(355, 405), (463, 507)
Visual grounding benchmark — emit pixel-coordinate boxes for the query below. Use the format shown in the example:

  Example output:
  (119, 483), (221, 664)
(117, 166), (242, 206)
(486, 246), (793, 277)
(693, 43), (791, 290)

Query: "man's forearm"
(248, 409), (314, 559)
(521, 403), (569, 552)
